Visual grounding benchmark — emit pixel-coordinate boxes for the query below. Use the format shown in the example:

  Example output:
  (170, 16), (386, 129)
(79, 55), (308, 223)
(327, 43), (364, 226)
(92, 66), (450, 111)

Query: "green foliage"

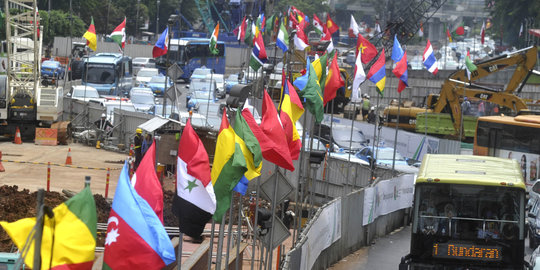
(40, 10), (86, 45)
(490, 0), (540, 46)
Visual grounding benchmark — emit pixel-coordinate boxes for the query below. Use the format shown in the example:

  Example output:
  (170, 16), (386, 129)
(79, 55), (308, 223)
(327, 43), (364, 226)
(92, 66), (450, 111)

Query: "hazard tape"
(1, 160), (122, 170)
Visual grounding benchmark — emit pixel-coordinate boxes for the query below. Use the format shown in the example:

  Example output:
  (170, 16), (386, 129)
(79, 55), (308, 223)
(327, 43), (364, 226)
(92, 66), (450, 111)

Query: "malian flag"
(152, 27), (169, 58)
(103, 161), (175, 269)
(110, 17), (126, 49)
(1, 186), (97, 270)
(173, 119), (216, 239)
(132, 140), (163, 223)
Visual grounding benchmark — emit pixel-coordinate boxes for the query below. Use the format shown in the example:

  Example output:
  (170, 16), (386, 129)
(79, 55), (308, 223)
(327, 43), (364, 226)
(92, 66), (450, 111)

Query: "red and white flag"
(294, 25), (309, 51)
(349, 15), (360, 38)
(351, 50), (366, 102)
(480, 21), (486, 44)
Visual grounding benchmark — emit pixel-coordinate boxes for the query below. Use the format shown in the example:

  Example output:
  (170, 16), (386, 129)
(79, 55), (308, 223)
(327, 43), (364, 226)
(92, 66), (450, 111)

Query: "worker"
(94, 113), (113, 147)
(134, 128), (143, 170)
(361, 94), (371, 121)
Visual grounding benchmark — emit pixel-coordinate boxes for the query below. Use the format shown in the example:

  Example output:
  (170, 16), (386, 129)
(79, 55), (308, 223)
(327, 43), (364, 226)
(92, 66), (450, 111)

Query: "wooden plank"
(181, 239), (210, 270)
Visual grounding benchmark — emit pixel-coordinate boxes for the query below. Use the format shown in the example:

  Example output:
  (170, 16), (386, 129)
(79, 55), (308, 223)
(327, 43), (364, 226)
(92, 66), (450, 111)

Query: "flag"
(103, 162), (175, 269)
(242, 100), (295, 171)
(455, 25), (465, 36)
(211, 110), (247, 222)
(324, 52), (345, 106)
(265, 15), (276, 36)
(276, 21), (289, 53)
(132, 141), (164, 223)
(209, 22), (220, 55)
(480, 21), (485, 44)
(152, 27), (169, 58)
(423, 40), (439, 75)
(1, 186), (97, 270)
(232, 108), (263, 195)
(326, 14), (339, 34)
(294, 24), (309, 51)
(375, 22), (381, 34)
(249, 27), (267, 71)
(418, 22), (424, 37)
(321, 26), (334, 53)
(174, 119), (216, 239)
(279, 72), (304, 160)
(446, 25), (453, 42)
(83, 17), (97, 51)
(293, 58), (309, 91)
(392, 35), (408, 93)
(290, 6), (305, 29)
(313, 14), (324, 34)
(519, 23), (523, 37)
(349, 15), (360, 37)
(288, 8), (299, 29)
(312, 52), (328, 90)
(257, 13), (265, 32)
(244, 19), (253, 45)
(367, 49), (386, 97)
(465, 50), (477, 80)
(110, 17), (126, 49)
(237, 17), (246, 42)
(356, 34), (377, 64)
(300, 60), (324, 123)
(351, 50), (366, 102)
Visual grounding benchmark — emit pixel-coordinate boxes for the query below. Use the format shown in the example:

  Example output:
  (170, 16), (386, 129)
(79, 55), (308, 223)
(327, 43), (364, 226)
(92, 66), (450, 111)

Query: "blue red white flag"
(423, 40), (439, 75)
(152, 27), (169, 58)
(391, 35), (408, 93)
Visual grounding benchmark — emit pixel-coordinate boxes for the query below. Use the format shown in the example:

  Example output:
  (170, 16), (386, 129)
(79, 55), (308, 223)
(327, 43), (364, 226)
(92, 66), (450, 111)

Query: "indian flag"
(1, 186), (97, 269)
(110, 17), (126, 49)
(83, 17), (97, 51)
(209, 22), (220, 55)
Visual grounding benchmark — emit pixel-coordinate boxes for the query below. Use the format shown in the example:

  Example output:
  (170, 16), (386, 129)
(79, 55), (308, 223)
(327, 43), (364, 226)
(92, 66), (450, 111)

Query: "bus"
(474, 114), (540, 186)
(82, 53), (133, 96)
(400, 154), (528, 269)
(159, 38), (226, 82)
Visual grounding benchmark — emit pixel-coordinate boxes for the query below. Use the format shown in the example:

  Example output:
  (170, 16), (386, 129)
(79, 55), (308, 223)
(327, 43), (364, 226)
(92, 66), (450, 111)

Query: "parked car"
(130, 87), (156, 112)
(225, 73), (240, 94)
(186, 90), (218, 111)
(145, 75), (172, 96)
(314, 123), (369, 152)
(197, 102), (224, 132)
(135, 68), (159, 86)
(41, 60), (65, 80)
(190, 67), (212, 80)
(355, 146), (419, 173)
(67, 85), (105, 103)
(207, 74), (225, 98)
(133, 57), (156, 74)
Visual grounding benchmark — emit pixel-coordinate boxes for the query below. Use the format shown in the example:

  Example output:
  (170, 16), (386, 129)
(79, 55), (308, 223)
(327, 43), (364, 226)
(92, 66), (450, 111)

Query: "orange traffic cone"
(65, 148), (73, 165)
(0, 151), (5, 172)
(13, 127), (22, 144)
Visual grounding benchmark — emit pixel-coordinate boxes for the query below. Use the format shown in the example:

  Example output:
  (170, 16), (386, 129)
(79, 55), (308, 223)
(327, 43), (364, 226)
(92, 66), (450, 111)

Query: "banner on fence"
(300, 198), (341, 270)
(362, 174), (415, 226)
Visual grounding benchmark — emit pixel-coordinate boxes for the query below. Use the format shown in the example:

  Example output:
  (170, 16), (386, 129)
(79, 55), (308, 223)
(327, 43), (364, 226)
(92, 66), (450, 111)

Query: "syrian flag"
(209, 22), (220, 55)
(110, 17), (126, 49)
(173, 119), (216, 239)
(480, 21), (485, 45)
(349, 15), (360, 38)
(132, 140), (164, 223)
(312, 14), (324, 34)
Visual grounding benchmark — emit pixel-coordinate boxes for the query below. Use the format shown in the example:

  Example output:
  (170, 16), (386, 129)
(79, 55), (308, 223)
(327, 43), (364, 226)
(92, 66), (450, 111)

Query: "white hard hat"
(101, 113), (106, 118)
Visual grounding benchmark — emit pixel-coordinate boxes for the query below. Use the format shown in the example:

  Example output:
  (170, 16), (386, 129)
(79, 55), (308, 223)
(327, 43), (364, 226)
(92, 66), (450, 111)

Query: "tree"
(490, 0), (540, 46)
(40, 10), (86, 45)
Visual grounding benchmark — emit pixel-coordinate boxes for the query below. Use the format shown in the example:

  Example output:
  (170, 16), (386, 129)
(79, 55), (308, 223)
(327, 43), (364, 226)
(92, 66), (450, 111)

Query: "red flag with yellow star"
(356, 33), (377, 64)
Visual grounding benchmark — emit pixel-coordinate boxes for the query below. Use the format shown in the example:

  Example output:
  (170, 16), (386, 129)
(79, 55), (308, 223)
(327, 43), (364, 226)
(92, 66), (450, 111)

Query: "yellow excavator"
(384, 46), (538, 138)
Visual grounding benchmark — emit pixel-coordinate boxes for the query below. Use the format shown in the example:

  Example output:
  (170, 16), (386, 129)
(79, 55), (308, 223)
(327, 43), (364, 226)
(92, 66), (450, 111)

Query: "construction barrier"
(0, 159), (121, 170)
(35, 128), (58, 146)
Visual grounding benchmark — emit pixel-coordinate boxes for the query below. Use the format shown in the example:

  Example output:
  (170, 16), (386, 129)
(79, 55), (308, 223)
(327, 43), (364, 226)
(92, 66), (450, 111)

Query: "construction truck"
(384, 46), (538, 139)
(0, 0), (64, 140)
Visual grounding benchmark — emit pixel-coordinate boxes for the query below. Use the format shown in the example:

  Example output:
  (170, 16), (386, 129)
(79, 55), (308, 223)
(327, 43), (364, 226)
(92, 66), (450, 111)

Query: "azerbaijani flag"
(0, 186), (97, 270)
(83, 17), (97, 51)
(367, 49), (386, 97)
(103, 161), (175, 269)
(132, 140), (163, 223)
(211, 109), (248, 222)
(110, 17), (126, 49)
(209, 22), (220, 55)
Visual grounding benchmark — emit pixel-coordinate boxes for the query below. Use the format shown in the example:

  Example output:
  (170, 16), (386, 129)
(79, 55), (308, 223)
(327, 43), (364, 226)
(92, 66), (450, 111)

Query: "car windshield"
(198, 103), (222, 128)
(332, 126), (366, 150)
(85, 64), (115, 84)
(375, 148), (405, 161)
(130, 92), (154, 104)
(133, 58), (148, 64)
(137, 69), (158, 77)
(72, 88), (100, 98)
(192, 91), (212, 100)
(149, 76), (166, 83)
(193, 69), (211, 77)
(190, 79), (216, 91)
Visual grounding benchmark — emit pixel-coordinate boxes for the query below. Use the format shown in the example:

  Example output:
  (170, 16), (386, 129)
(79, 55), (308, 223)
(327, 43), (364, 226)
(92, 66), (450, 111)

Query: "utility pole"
(135, 0), (140, 39)
(156, 0), (161, 41)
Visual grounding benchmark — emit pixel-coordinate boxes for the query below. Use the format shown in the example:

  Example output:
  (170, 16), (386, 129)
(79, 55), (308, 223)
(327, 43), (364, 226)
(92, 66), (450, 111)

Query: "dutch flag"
(423, 40), (438, 75)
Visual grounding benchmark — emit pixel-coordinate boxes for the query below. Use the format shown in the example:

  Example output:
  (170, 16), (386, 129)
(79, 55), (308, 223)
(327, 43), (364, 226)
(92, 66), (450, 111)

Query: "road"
(330, 226), (536, 270)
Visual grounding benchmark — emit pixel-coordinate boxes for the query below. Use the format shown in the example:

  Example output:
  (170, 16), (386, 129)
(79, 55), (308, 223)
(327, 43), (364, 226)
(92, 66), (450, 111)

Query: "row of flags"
(82, 17), (127, 52)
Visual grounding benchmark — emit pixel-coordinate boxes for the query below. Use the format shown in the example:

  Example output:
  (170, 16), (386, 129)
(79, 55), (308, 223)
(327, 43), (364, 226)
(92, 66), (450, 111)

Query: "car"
(197, 102), (224, 132)
(207, 74), (225, 98)
(301, 136), (339, 152)
(225, 74), (240, 94)
(314, 123), (369, 152)
(129, 87), (155, 112)
(67, 85), (105, 103)
(135, 68), (159, 86)
(529, 245), (540, 270)
(186, 90), (217, 111)
(132, 57), (156, 74)
(190, 67), (212, 81)
(145, 75), (173, 96)
(189, 78), (217, 92)
(41, 60), (65, 80)
(355, 146), (419, 173)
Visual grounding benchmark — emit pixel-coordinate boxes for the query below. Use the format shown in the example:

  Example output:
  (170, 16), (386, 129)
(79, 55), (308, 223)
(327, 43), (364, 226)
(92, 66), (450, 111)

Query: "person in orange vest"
(134, 128), (143, 170)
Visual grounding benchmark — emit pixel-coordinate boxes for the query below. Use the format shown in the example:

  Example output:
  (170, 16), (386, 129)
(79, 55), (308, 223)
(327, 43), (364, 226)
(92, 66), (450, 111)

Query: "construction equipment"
(384, 46), (538, 138)
(0, 0), (65, 139)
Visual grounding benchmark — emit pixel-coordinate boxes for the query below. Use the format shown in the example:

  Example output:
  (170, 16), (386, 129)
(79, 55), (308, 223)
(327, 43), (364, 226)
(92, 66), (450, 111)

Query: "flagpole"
(371, 94), (380, 182)
(207, 219), (216, 270)
(267, 165), (280, 270)
(177, 232), (183, 270)
(345, 102), (357, 192)
(163, 26), (171, 117)
(224, 195), (234, 269)
(215, 215), (227, 269)
(391, 91), (401, 174)
(251, 176), (262, 270)
(235, 194), (243, 270)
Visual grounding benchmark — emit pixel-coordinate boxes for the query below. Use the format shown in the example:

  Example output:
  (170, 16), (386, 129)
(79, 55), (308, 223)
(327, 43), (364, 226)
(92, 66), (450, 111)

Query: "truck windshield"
(85, 64), (115, 84)
(73, 88), (100, 98)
